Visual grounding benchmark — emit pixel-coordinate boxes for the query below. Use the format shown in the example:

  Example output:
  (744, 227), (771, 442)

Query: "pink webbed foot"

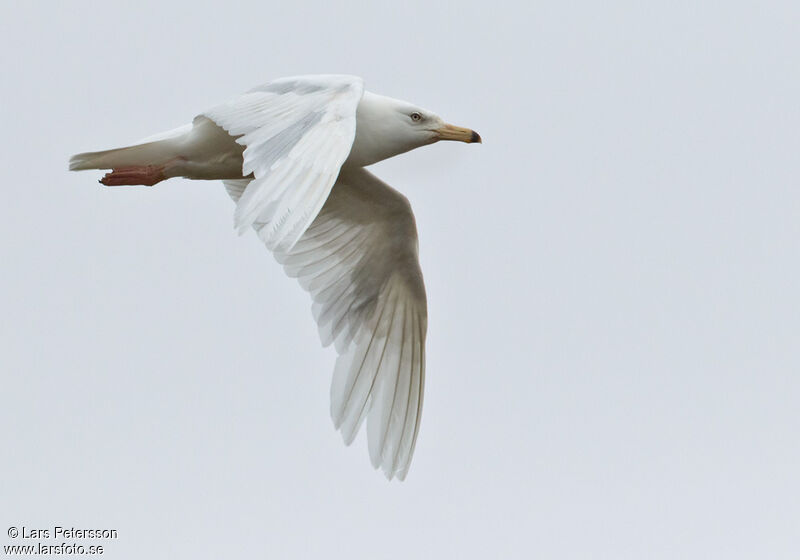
(100, 165), (166, 187)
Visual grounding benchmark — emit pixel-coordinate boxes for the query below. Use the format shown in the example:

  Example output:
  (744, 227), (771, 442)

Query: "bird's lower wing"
(205, 75), (364, 252)
(224, 168), (427, 480)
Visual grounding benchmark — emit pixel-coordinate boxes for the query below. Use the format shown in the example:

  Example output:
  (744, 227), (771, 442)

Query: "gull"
(69, 74), (481, 480)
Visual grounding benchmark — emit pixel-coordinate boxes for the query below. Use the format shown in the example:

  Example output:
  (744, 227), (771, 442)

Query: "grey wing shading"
(225, 167), (427, 480)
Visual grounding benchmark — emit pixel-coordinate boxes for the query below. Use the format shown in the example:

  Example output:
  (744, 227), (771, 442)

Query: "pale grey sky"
(1, 1), (799, 558)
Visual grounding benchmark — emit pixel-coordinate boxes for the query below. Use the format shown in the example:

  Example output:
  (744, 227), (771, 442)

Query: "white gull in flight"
(70, 74), (481, 480)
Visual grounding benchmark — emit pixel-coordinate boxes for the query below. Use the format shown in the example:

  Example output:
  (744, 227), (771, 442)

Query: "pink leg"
(100, 165), (166, 187)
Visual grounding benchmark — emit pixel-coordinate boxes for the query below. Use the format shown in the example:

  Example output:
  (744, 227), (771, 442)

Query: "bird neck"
(346, 92), (420, 168)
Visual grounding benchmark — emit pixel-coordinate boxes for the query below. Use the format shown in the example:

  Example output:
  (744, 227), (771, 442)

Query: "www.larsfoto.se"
(4, 542), (105, 556)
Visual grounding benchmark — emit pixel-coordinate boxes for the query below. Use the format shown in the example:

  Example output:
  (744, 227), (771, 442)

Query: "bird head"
(348, 92), (481, 167)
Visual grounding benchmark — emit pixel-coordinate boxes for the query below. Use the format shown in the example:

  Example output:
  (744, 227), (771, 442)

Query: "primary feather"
(227, 167), (426, 480)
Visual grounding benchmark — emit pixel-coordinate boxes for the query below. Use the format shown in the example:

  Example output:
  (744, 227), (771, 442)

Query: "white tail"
(69, 117), (246, 186)
(69, 139), (183, 171)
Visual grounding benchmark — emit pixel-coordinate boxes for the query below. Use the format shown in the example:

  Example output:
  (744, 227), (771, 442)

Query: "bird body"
(70, 74), (480, 480)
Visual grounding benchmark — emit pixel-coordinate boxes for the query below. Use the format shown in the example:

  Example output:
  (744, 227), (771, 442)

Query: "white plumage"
(70, 74), (480, 480)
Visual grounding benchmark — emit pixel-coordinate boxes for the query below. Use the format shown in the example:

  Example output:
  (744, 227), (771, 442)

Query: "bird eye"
(410, 112), (422, 122)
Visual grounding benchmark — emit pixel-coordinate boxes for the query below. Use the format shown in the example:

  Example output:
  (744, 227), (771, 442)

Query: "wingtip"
(381, 463), (407, 482)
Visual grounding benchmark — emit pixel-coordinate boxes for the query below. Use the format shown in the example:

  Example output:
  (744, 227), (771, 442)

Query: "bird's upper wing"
(204, 75), (364, 251)
(224, 167), (427, 480)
